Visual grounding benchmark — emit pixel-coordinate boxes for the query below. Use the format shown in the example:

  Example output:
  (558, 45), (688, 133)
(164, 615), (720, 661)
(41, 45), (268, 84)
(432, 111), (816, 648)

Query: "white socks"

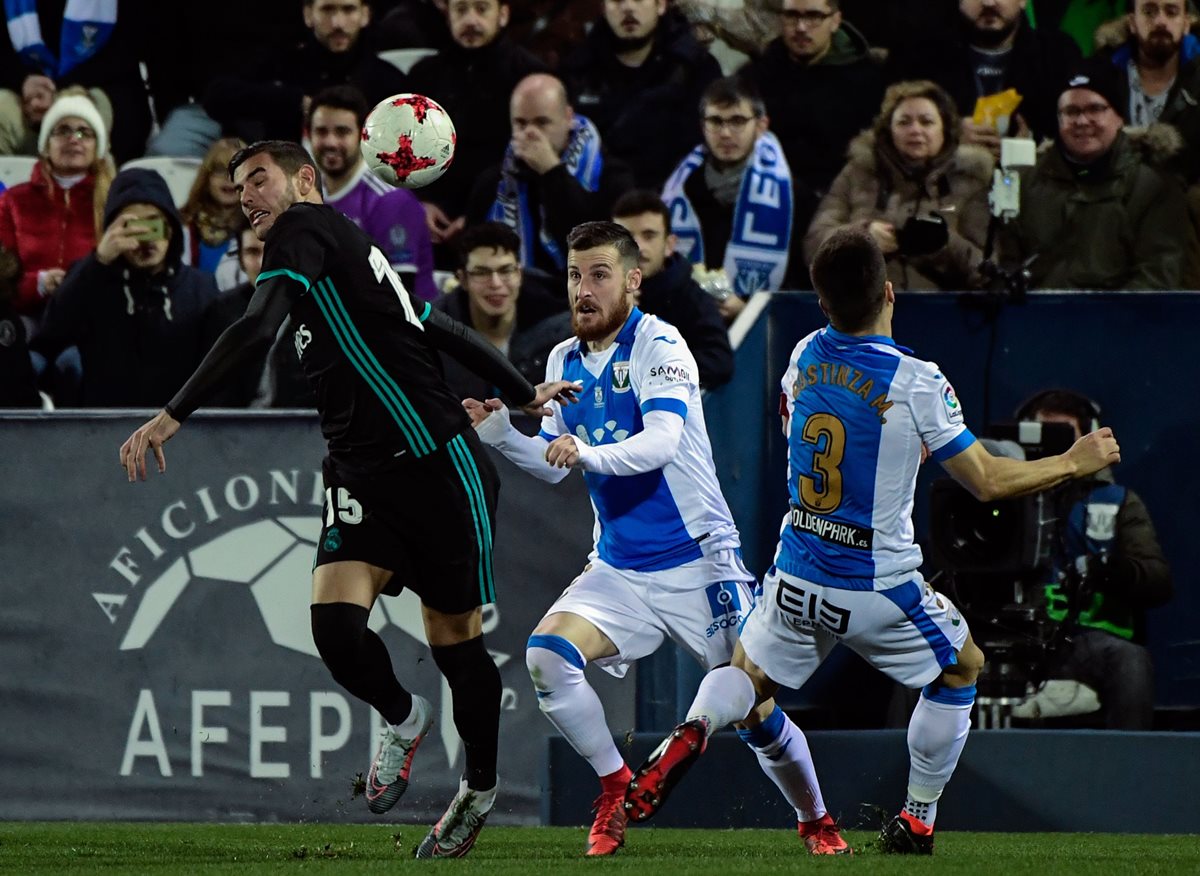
(904, 684), (975, 827)
(388, 693), (431, 738)
(684, 665), (756, 733)
(737, 705), (826, 823)
(526, 634), (625, 777)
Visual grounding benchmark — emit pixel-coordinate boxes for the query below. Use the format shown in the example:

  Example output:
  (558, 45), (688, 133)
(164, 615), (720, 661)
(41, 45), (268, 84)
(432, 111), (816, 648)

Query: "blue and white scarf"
(488, 114), (604, 270)
(662, 131), (793, 297)
(5, 0), (116, 78)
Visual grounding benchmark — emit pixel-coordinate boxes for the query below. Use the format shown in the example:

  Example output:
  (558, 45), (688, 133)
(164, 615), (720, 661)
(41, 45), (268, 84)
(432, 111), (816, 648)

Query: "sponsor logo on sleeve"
(942, 383), (963, 422)
(648, 364), (692, 383)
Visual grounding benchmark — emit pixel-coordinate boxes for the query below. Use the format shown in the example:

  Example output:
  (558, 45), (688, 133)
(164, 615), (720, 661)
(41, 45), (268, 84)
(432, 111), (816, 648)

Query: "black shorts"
(315, 429), (501, 614)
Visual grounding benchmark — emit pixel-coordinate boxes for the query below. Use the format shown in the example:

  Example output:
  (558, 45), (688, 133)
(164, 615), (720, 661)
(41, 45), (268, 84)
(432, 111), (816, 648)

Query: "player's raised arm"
(940, 427), (1121, 502)
(117, 275), (300, 482)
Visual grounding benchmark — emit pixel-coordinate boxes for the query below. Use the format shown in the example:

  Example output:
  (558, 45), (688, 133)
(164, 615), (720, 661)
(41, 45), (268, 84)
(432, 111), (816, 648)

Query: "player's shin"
(431, 636), (502, 792)
(526, 634), (626, 776)
(904, 682), (975, 828)
(310, 603), (413, 721)
(736, 705), (826, 822)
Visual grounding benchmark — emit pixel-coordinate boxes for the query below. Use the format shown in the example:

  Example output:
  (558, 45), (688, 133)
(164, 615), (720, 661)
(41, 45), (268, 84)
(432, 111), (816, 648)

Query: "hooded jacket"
(1003, 128), (1192, 290)
(805, 130), (995, 291)
(33, 168), (220, 406)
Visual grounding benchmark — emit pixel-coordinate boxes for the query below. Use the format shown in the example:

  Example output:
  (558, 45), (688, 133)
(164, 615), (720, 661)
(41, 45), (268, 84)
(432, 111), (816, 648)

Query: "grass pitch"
(1, 823), (1197, 875)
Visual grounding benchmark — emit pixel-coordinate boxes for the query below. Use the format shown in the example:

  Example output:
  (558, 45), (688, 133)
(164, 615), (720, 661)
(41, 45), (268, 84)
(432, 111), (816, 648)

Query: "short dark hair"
(1017, 389), (1102, 434)
(308, 84), (370, 130)
(566, 221), (641, 269)
(228, 140), (324, 196)
(456, 221), (521, 268)
(700, 76), (765, 118)
(612, 189), (672, 232)
(809, 228), (887, 332)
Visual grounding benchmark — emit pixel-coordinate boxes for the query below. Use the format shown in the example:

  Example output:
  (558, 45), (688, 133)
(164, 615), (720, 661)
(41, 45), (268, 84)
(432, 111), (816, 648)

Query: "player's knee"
(526, 634), (585, 698)
(431, 634), (499, 692)
(949, 638), (986, 684)
(310, 602), (370, 683)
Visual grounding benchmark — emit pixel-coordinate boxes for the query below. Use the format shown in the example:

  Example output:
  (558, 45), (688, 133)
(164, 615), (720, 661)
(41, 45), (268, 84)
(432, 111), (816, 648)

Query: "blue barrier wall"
(702, 292), (1200, 710)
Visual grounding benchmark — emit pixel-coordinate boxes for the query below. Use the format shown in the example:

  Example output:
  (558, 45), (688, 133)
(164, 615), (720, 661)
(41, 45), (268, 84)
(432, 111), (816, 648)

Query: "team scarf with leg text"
(488, 114), (603, 270)
(662, 131), (793, 297)
(5, 0), (117, 77)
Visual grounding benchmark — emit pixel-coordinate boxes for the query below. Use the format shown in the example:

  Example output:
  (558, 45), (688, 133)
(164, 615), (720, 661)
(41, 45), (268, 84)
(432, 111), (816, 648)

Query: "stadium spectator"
(739, 0), (886, 204)
(432, 221), (571, 403)
(611, 189), (733, 389)
(31, 167), (219, 407)
(203, 0), (407, 144)
(1031, 0), (1131, 56)
(467, 73), (635, 283)
(804, 80), (994, 292)
(0, 73), (56, 156)
(0, 248), (40, 407)
(0, 92), (111, 325)
(887, 0), (1083, 154)
(466, 221), (848, 858)
(506, 0), (603, 68)
(308, 86), (436, 300)
(406, 0), (547, 258)
(560, 0), (722, 190)
(200, 223), (273, 407)
(373, 0), (454, 50)
(0, 2), (154, 163)
(180, 138), (247, 276)
(1016, 388), (1172, 729)
(1093, 1), (1200, 181)
(661, 76), (812, 323)
(1001, 63), (1193, 289)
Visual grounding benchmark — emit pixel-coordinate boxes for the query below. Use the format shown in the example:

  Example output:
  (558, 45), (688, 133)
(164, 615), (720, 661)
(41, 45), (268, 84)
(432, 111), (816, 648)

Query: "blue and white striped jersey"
(776, 326), (975, 591)
(541, 308), (741, 575)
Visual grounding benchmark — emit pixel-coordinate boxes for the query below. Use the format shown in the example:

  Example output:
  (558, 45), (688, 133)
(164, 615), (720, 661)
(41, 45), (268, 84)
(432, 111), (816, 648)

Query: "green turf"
(1, 823), (1197, 875)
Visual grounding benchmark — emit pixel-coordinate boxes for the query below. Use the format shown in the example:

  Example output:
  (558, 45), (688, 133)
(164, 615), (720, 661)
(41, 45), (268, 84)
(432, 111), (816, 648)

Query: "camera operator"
(1021, 389), (1173, 729)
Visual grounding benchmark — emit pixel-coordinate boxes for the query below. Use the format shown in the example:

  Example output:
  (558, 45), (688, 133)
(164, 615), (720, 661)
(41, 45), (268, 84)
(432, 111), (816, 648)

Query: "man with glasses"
(662, 76), (812, 323)
(887, 0), (1081, 157)
(433, 221), (571, 405)
(1001, 63), (1192, 289)
(740, 0), (884, 207)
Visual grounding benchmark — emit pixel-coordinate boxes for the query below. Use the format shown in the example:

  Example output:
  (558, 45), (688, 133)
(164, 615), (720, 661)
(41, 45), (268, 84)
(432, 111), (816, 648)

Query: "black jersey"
(259, 203), (469, 473)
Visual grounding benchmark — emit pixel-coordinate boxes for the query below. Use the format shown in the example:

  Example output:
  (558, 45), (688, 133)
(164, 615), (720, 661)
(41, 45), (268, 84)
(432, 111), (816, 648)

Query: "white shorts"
(545, 548), (755, 678)
(739, 567), (971, 690)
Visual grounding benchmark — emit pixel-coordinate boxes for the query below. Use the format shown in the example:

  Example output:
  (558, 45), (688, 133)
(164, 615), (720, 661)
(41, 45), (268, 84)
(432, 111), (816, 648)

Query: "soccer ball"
(360, 93), (456, 189)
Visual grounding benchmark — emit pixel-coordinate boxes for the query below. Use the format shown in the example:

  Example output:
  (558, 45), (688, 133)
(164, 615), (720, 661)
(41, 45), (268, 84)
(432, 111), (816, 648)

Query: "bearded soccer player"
(118, 140), (576, 859)
(463, 221), (848, 857)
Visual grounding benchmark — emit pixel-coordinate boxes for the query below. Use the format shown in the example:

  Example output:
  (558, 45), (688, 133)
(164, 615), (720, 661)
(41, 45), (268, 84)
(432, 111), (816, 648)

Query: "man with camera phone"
(624, 229), (1120, 855)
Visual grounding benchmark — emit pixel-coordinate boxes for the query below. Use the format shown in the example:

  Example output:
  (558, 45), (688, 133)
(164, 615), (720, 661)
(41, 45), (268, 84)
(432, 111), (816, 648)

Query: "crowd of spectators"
(0, 0), (1196, 411)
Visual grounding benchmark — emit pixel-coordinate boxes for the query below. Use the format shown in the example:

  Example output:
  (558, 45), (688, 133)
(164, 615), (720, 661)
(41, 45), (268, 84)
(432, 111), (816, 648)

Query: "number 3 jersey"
(259, 203), (467, 474)
(777, 326), (975, 591)
(540, 308), (742, 574)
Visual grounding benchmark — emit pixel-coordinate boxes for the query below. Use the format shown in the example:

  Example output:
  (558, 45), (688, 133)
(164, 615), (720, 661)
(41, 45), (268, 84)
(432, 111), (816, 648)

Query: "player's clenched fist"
(1068, 426), (1121, 478)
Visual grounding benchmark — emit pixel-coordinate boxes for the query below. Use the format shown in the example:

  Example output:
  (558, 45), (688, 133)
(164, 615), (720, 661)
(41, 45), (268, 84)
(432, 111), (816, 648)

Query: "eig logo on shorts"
(92, 468), (506, 781)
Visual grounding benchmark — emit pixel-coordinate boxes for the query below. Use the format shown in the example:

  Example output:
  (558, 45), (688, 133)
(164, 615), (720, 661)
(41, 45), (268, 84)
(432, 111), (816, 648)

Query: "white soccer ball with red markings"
(360, 93), (456, 189)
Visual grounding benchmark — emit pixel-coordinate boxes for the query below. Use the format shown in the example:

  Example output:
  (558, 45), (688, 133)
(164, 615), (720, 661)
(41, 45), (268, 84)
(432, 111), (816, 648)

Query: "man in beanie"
(30, 167), (219, 406)
(1000, 60), (1194, 290)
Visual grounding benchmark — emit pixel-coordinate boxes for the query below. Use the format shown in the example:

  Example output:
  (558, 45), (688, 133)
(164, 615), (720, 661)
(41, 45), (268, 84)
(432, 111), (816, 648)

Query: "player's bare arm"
(941, 427), (1120, 502)
(117, 275), (300, 482)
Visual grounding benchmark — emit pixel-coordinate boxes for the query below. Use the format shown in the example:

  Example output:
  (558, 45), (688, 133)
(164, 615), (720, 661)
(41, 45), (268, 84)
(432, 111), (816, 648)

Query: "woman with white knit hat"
(0, 88), (113, 328)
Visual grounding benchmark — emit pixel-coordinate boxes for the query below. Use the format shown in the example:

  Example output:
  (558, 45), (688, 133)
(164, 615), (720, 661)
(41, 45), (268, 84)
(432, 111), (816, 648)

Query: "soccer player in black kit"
(119, 141), (577, 858)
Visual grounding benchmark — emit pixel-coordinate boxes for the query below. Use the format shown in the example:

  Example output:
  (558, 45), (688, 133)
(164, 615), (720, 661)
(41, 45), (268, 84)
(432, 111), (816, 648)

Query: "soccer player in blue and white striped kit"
(626, 227), (1122, 853)
(465, 221), (847, 857)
